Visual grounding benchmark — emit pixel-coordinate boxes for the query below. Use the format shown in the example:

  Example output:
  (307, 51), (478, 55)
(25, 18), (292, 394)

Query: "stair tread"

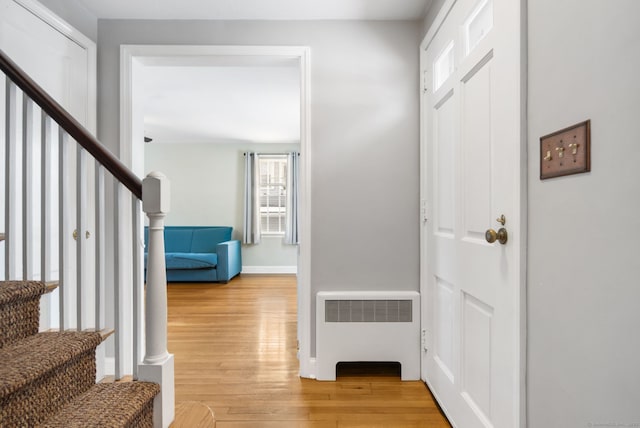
(0, 280), (46, 305)
(41, 381), (160, 428)
(0, 281), (46, 348)
(0, 331), (103, 398)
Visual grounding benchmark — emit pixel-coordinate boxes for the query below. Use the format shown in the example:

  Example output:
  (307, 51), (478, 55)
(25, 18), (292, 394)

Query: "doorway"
(120, 45), (313, 378)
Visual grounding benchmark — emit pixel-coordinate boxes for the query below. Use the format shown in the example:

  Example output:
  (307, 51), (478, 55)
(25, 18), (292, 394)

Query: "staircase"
(1, 46), (174, 427)
(0, 280), (159, 426)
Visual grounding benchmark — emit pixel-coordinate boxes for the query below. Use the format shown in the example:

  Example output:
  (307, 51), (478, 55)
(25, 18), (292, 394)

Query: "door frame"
(119, 44), (314, 378)
(419, 0), (528, 426)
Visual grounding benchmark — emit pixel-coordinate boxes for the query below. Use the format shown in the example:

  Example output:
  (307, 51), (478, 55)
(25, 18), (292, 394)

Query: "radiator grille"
(325, 300), (412, 323)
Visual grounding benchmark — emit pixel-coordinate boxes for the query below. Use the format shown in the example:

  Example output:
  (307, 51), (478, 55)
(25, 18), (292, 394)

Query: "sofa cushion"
(191, 228), (232, 252)
(163, 229), (194, 253)
(165, 253), (218, 270)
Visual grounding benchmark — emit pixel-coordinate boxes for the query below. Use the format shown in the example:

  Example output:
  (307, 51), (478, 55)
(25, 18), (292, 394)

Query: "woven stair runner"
(0, 280), (47, 348)
(0, 280), (160, 427)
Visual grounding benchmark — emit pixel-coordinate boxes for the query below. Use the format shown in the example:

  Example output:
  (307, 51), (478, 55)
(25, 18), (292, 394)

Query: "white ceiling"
(79, 0), (431, 21)
(142, 64), (300, 144)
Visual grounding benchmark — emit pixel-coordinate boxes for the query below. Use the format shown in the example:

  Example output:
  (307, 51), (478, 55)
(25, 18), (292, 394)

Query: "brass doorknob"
(485, 227), (508, 245)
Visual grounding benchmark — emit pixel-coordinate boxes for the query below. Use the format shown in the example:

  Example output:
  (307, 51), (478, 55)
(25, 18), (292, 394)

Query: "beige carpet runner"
(0, 280), (159, 427)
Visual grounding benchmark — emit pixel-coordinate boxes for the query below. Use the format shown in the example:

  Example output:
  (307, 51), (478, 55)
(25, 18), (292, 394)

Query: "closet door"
(0, 0), (96, 330)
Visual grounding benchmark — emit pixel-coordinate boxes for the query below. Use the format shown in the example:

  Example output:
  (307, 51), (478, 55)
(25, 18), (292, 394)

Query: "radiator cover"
(316, 291), (420, 381)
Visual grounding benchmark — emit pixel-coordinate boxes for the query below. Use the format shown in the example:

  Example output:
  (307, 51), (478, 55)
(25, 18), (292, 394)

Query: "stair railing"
(0, 49), (174, 427)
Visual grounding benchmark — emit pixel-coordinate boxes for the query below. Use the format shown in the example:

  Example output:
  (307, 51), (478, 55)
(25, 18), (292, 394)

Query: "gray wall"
(97, 19), (421, 354)
(37, 0), (98, 42)
(527, 1), (640, 426)
(420, 0), (446, 40)
(144, 142), (299, 269)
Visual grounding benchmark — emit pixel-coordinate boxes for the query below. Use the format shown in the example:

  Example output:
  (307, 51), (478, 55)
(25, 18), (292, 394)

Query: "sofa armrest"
(216, 240), (242, 282)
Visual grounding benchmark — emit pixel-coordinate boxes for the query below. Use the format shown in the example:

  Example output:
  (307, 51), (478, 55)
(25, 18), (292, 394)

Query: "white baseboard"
(299, 357), (317, 379)
(242, 266), (297, 274)
(103, 357), (115, 376)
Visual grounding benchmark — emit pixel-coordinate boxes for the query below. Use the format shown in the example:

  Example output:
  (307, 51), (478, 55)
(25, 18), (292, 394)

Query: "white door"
(420, 0), (525, 427)
(0, 0), (96, 330)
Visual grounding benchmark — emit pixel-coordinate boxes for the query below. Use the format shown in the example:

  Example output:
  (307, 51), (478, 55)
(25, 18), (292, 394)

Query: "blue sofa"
(144, 226), (242, 283)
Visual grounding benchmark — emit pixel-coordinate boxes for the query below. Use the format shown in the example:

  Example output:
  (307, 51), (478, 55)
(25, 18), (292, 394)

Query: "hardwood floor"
(168, 274), (451, 428)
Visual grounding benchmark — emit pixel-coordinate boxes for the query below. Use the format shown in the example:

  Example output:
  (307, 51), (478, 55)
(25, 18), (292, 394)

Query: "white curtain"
(242, 152), (261, 244)
(284, 152), (299, 245)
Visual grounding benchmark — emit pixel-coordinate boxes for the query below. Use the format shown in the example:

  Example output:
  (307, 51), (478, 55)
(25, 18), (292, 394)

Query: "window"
(433, 41), (455, 91)
(258, 155), (288, 235)
(464, 0), (493, 56)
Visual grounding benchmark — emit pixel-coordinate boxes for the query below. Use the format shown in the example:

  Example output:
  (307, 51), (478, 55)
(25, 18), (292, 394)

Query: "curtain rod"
(243, 152), (300, 156)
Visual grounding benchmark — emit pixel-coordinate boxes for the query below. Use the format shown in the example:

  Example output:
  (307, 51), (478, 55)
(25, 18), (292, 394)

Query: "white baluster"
(22, 96), (34, 280)
(132, 194), (142, 380)
(139, 171), (174, 428)
(58, 128), (67, 329)
(76, 146), (86, 330)
(5, 79), (18, 280)
(114, 180), (122, 379)
(95, 165), (105, 331)
(40, 112), (52, 330)
(94, 164), (106, 381)
(58, 127), (72, 331)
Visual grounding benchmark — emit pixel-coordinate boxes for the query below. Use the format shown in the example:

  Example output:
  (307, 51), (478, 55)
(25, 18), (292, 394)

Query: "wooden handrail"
(0, 49), (142, 199)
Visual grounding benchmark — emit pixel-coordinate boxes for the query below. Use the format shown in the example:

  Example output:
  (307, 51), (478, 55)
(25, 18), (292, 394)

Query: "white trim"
(241, 266), (297, 275)
(13, 0), (92, 47)
(424, 378), (458, 428)
(420, 0), (457, 52)
(297, 46), (313, 379)
(518, 2), (528, 427)
(120, 44), (313, 378)
(306, 357), (317, 379)
(419, 44), (428, 383)
(119, 48), (134, 168)
(12, 0), (97, 134)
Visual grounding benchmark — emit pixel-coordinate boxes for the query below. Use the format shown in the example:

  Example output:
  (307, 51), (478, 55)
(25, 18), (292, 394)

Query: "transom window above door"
(464, 0), (493, 56)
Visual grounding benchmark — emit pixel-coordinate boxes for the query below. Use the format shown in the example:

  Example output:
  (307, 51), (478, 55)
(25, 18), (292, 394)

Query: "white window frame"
(258, 155), (288, 236)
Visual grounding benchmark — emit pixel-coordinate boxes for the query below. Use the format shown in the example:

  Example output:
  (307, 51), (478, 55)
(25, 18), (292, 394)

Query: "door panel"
(434, 277), (455, 381)
(435, 92), (456, 236)
(461, 58), (493, 240)
(420, 0), (525, 426)
(461, 292), (493, 420)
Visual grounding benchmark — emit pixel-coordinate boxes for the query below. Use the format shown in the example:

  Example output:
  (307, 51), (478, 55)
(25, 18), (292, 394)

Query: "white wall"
(144, 142), (299, 269)
(96, 20), (421, 355)
(528, 1), (640, 426)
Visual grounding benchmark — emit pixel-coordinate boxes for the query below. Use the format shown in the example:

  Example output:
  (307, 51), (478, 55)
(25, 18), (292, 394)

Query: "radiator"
(316, 291), (420, 381)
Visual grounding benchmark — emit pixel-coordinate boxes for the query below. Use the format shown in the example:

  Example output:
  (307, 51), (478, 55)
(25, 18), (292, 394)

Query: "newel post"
(139, 171), (174, 428)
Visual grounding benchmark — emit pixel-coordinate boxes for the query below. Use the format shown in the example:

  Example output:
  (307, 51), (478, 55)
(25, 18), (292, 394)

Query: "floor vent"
(316, 291), (420, 381)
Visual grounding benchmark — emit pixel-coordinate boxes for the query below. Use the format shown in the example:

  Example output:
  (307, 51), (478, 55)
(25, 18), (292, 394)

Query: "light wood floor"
(168, 274), (451, 428)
